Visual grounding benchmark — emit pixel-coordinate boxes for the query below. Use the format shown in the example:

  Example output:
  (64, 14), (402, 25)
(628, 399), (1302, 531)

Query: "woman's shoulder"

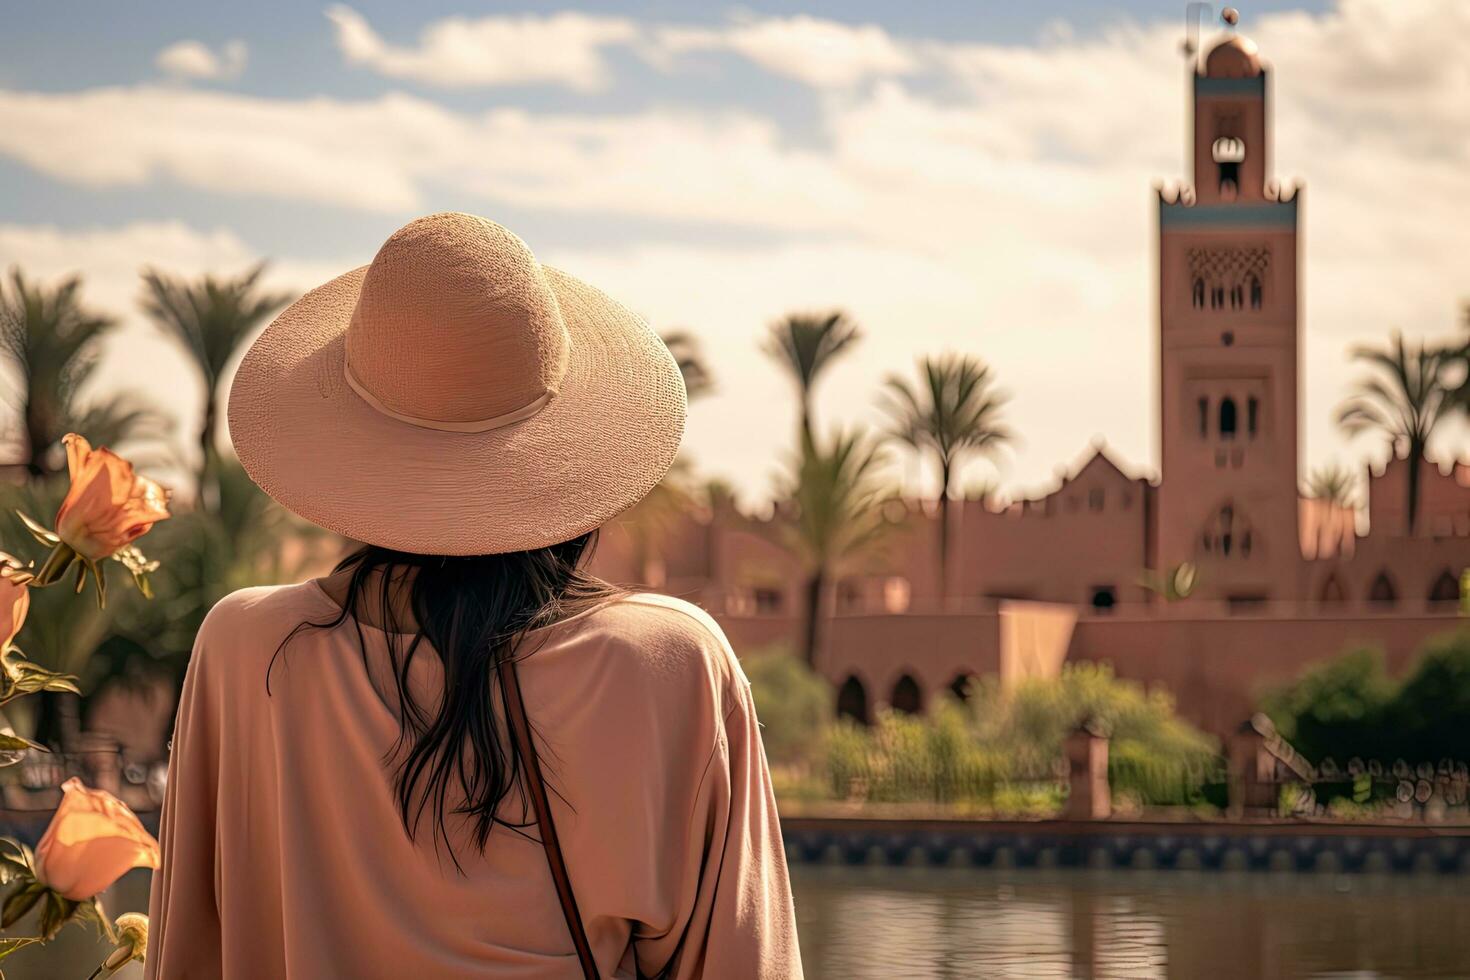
(197, 581), (335, 646)
(546, 592), (749, 709)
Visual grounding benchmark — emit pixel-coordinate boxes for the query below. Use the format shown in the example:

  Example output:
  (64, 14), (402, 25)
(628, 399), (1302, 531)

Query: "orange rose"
(0, 554), (28, 651)
(53, 434), (171, 562)
(35, 777), (160, 901)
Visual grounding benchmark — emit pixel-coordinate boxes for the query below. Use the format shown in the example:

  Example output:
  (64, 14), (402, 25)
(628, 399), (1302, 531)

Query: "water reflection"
(790, 865), (1470, 979)
(11, 865), (1470, 978)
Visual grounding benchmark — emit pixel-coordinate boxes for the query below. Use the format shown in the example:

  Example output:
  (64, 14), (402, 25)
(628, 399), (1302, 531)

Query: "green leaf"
(14, 512), (58, 547)
(0, 837), (35, 873)
(0, 733), (42, 767)
(37, 889), (73, 941)
(1, 882), (43, 929)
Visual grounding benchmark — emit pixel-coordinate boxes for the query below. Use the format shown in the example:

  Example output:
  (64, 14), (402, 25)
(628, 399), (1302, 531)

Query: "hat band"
(343, 358), (554, 433)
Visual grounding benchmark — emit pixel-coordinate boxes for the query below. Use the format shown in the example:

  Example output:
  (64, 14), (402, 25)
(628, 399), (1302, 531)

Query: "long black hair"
(270, 531), (622, 869)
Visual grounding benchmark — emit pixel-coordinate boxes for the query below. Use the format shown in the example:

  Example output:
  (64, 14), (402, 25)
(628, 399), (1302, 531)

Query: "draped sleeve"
(649, 673), (803, 979)
(145, 607), (225, 979)
(534, 595), (803, 979)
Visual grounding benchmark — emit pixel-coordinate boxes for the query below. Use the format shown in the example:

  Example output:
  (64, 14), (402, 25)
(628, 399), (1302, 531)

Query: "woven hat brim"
(227, 264), (687, 556)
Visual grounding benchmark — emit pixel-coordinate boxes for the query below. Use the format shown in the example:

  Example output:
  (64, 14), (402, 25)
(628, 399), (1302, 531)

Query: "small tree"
(881, 354), (1011, 599)
(0, 272), (165, 479)
(776, 429), (894, 668)
(1337, 332), (1454, 535)
(139, 263), (290, 506)
(762, 311), (860, 441)
(1304, 462), (1358, 508)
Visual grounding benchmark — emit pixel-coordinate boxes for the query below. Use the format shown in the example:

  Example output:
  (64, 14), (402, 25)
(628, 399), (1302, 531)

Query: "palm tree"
(882, 354), (1011, 599)
(762, 311), (860, 440)
(776, 429), (894, 668)
(619, 330), (717, 584)
(1304, 462), (1357, 508)
(139, 263), (290, 505)
(0, 271), (169, 480)
(1337, 332), (1454, 536)
(661, 329), (715, 401)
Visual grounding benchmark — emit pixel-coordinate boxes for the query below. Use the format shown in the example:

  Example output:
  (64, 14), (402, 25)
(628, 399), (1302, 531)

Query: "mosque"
(596, 25), (1470, 734)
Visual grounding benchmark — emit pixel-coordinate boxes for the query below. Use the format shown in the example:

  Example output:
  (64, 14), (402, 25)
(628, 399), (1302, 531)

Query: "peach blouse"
(146, 583), (802, 978)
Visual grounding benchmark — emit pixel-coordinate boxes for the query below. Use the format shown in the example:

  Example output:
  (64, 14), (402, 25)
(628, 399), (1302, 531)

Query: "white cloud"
(0, 85), (860, 221)
(0, 222), (348, 479)
(155, 39), (248, 81)
(2, 1), (1466, 499)
(325, 5), (637, 92)
(652, 14), (916, 88)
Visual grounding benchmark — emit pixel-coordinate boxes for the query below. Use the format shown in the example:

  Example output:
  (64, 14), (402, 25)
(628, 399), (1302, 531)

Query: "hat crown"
(345, 213), (570, 429)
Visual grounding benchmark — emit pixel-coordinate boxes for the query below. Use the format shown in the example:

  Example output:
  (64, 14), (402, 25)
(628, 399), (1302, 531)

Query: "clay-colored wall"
(998, 601), (1078, 690)
(1368, 456), (1470, 539)
(1071, 610), (1466, 736)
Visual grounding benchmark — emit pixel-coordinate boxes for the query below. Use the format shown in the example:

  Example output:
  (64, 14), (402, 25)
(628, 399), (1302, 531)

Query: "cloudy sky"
(2, 0), (1467, 505)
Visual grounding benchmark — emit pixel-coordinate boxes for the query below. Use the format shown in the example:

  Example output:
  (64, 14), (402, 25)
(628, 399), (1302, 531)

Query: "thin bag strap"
(498, 656), (600, 980)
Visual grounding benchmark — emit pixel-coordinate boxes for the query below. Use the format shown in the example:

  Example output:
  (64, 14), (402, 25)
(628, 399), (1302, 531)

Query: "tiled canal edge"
(781, 818), (1470, 874)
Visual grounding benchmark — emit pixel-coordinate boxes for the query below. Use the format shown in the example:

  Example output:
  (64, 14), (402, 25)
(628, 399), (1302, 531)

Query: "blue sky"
(1, 1), (1464, 507)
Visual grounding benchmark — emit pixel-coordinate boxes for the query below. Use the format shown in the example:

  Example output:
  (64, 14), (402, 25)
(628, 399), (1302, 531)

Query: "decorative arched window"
(837, 676), (870, 725)
(1429, 570), (1459, 605)
(890, 674), (922, 715)
(1320, 574), (1346, 603)
(1211, 285), (1225, 309)
(1369, 571), (1397, 605)
(1213, 137), (1244, 198)
(1219, 398), (1238, 440)
(1249, 276), (1263, 310)
(1230, 284), (1244, 309)
(1201, 502), (1255, 559)
(1192, 279), (1205, 309)
(948, 672), (976, 703)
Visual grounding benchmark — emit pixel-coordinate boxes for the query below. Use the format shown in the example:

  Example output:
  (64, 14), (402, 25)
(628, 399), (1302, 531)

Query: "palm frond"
(139, 262), (291, 386)
(659, 329), (715, 401)
(879, 353), (1012, 497)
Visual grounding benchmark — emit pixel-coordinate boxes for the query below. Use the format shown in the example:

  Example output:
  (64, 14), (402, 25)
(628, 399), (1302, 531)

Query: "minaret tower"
(1155, 11), (1301, 603)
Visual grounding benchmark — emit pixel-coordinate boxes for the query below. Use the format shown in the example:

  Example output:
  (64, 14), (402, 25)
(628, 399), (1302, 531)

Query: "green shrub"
(742, 647), (832, 767)
(1390, 630), (1470, 760)
(823, 704), (1008, 804)
(818, 665), (1217, 809)
(971, 662), (1218, 791)
(1260, 646), (1394, 763)
(1261, 631), (1470, 765)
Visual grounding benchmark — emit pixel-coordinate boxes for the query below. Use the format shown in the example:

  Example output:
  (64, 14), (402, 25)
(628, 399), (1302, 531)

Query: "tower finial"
(1222, 7), (1240, 27)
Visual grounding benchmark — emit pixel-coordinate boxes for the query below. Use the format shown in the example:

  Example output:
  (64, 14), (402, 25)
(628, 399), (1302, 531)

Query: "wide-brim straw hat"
(228, 212), (686, 555)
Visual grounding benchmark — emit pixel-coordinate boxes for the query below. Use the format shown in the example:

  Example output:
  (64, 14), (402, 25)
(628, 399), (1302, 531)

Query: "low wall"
(782, 815), (1470, 874)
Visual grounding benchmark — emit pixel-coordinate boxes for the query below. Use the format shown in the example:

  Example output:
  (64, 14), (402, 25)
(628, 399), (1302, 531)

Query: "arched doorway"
(836, 676), (870, 725)
(1319, 573), (1346, 603)
(1369, 571), (1397, 605)
(948, 672), (976, 703)
(1429, 569), (1459, 605)
(1219, 398), (1238, 439)
(891, 674), (922, 715)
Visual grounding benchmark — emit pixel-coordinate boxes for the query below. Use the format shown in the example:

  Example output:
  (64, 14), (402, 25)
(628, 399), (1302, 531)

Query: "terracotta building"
(595, 29), (1470, 736)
